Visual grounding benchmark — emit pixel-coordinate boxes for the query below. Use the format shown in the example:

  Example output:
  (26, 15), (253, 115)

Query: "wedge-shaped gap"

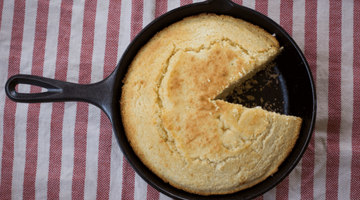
(215, 63), (289, 115)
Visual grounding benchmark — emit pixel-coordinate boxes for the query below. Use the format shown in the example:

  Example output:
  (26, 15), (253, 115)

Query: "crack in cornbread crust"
(120, 14), (302, 195)
(159, 40), (274, 161)
(156, 39), (270, 162)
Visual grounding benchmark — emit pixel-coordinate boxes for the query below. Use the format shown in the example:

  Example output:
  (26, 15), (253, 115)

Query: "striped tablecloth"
(0, 0), (358, 199)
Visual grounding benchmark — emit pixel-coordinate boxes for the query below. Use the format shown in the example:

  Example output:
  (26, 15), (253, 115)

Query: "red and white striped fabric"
(0, 0), (359, 199)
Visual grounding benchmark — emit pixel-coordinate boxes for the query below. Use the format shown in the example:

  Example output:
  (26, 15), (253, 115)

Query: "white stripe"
(11, 0), (38, 198)
(42, 0), (61, 79)
(109, 133), (123, 200)
(35, 0), (62, 199)
(12, 105), (29, 199)
(242, 0), (255, 9)
(35, 102), (52, 200)
(288, 1), (305, 199)
(90, 0), (109, 83)
(59, 0), (86, 199)
(19, 0), (37, 76)
(117, 0), (131, 60)
(12, 105), (30, 199)
(167, 0), (180, 11)
(314, 0), (329, 199)
(66, 0), (84, 84)
(292, 0), (305, 51)
(143, 0), (155, 28)
(289, 159), (302, 200)
(159, 193), (172, 200)
(338, 0), (353, 199)
(58, 101), (77, 200)
(0, 0), (15, 184)
(84, 106), (101, 200)
(263, 187), (276, 200)
(267, 0), (281, 24)
(134, 173), (148, 200)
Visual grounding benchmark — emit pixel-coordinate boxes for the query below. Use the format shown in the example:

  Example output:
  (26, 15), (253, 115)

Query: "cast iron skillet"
(5, 0), (316, 199)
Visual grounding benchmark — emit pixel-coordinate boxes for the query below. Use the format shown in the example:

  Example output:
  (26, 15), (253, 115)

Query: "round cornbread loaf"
(120, 14), (302, 195)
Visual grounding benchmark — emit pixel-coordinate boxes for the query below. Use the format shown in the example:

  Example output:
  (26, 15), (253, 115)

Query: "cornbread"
(120, 14), (302, 195)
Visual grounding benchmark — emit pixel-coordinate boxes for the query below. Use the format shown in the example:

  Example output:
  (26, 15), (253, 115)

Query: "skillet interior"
(111, 0), (316, 199)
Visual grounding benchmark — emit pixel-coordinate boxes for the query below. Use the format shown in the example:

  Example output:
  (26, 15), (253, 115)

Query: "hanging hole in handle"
(5, 74), (65, 103)
(16, 83), (49, 94)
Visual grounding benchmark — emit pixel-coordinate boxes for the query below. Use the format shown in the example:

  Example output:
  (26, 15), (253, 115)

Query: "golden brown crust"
(120, 13), (302, 195)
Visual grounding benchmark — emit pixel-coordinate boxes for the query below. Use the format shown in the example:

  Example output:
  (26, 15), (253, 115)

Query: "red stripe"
(280, 0), (293, 36)
(326, 1), (342, 199)
(180, 0), (192, 6)
(155, 0), (167, 19)
(53, 0), (73, 83)
(301, 0), (317, 199)
(0, 99), (17, 200)
(0, 100), (17, 200)
(0, 0), (26, 198)
(96, 114), (113, 200)
(71, 102), (89, 200)
(23, 1), (50, 199)
(255, 0), (268, 16)
(276, 177), (289, 199)
(30, 0), (49, 78)
(351, 1), (360, 199)
(304, 0), (318, 81)
(24, 102), (41, 200)
(77, 0), (97, 86)
(146, 185), (160, 200)
(131, 0), (144, 40)
(0, 0), (4, 30)
(47, 0), (73, 198)
(71, 0), (98, 198)
(121, 159), (135, 200)
(232, 0), (243, 6)
(47, 103), (65, 198)
(103, 0), (122, 78)
(95, 0), (122, 199)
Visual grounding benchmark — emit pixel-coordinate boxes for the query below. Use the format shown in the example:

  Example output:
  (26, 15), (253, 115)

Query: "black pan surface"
(5, 0), (316, 199)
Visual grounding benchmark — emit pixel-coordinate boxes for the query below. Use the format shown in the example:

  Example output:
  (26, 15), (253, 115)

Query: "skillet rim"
(111, 0), (317, 199)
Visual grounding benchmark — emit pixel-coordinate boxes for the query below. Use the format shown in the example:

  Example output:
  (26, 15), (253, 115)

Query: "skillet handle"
(5, 74), (114, 116)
